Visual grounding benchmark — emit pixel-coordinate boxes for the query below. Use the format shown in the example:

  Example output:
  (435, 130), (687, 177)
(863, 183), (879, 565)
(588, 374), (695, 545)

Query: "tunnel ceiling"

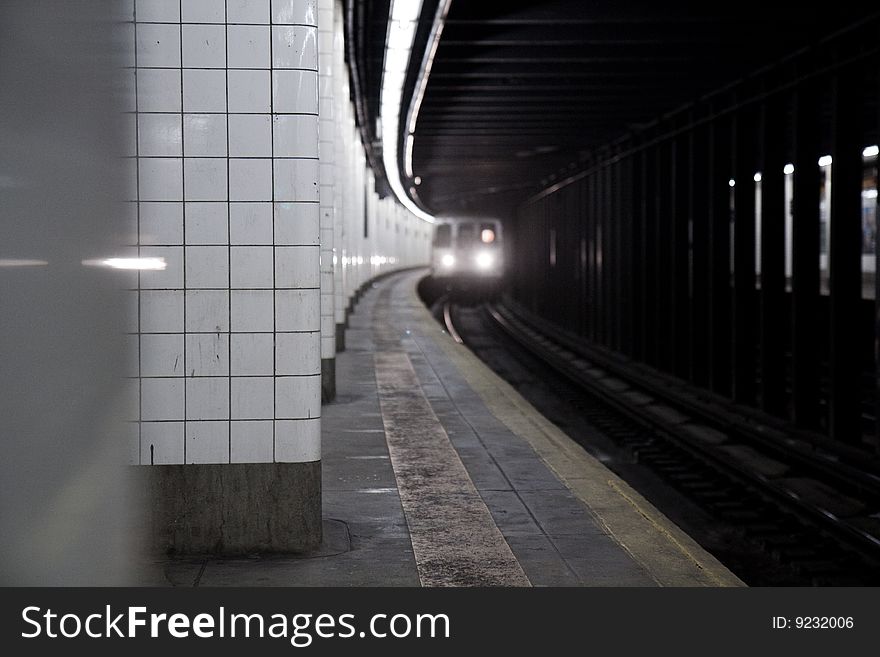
(350, 0), (870, 219)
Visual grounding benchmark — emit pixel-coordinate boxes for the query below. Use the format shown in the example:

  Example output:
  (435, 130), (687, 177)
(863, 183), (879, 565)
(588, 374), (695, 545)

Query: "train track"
(440, 297), (880, 585)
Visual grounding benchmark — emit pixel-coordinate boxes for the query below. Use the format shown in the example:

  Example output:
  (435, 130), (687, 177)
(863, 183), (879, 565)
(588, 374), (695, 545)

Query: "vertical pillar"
(733, 107), (758, 405)
(691, 121), (711, 387)
(709, 113), (733, 396)
(791, 78), (822, 430)
(318, 0), (336, 402)
(760, 96), (788, 415)
(828, 68), (864, 445)
(672, 128), (692, 379)
(133, 0), (322, 553)
(332, 4), (346, 351)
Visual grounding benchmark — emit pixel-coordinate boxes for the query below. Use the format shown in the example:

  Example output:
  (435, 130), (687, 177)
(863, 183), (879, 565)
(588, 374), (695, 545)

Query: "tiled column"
(332, 13), (348, 347)
(133, 0), (321, 554)
(317, 0), (336, 401)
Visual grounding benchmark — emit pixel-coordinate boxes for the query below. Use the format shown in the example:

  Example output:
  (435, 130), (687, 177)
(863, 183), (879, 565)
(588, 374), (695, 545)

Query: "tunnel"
(2, 0), (880, 601)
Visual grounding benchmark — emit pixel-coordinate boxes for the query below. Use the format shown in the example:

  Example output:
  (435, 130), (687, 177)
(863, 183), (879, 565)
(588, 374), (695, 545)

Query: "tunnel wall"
(511, 19), (879, 455)
(126, 0), (430, 553)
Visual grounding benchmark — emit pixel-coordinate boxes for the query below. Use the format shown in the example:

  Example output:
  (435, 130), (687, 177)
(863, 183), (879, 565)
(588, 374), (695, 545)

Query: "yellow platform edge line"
(405, 277), (745, 588)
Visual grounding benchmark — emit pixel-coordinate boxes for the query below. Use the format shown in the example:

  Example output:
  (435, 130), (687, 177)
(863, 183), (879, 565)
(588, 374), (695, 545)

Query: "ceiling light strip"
(380, 0), (452, 223)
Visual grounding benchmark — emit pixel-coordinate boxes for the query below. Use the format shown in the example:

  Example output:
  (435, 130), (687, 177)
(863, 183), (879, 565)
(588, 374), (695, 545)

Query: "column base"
(137, 461), (322, 555)
(321, 357), (336, 403)
(336, 322), (346, 352)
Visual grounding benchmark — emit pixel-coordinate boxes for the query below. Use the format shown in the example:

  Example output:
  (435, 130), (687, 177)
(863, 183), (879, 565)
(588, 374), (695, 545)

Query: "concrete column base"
(321, 357), (336, 403)
(336, 322), (346, 352)
(137, 461), (322, 555)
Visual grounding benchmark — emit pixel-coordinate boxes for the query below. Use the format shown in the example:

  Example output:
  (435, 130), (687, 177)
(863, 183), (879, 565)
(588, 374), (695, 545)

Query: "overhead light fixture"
(753, 173), (762, 183)
(818, 155), (832, 167)
(380, 0), (452, 224)
(863, 145), (879, 159)
(783, 164), (795, 175)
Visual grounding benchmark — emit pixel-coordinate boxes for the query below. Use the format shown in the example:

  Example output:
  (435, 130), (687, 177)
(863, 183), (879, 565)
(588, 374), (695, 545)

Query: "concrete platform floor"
(147, 269), (742, 587)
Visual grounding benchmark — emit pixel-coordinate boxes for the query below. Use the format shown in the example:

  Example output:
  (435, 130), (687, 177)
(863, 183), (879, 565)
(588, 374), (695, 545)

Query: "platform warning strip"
(374, 350), (531, 587)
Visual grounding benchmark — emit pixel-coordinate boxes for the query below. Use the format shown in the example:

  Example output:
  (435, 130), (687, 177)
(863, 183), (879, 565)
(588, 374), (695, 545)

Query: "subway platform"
(149, 270), (743, 587)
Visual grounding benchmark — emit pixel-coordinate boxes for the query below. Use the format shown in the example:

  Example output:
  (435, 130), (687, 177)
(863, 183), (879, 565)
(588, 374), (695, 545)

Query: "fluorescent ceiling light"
(380, 0), (452, 224)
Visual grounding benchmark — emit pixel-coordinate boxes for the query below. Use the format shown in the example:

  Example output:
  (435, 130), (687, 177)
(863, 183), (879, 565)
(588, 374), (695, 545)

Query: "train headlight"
(475, 251), (493, 270)
(441, 254), (455, 267)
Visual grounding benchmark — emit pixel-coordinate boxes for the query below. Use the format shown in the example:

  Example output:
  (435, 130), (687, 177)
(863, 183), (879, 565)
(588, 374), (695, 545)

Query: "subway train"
(430, 217), (504, 296)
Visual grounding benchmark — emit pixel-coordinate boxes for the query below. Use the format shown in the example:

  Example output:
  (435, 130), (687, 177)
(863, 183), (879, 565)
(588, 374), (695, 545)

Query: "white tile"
(230, 246), (273, 288)
(275, 331), (320, 375)
(230, 377), (274, 419)
(139, 246), (184, 288)
(185, 333), (230, 376)
(272, 0), (317, 25)
(138, 113), (182, 157)
(141, 378), (184, 420)
(275, 418), (320, 462)
(273, 159), (318, 202)
(274, 201), (318, 245)
(186, 421), (229, 464)
(230, 202), (273, 244)
(230, 290), (274, 332)
(135, 0), (179, 22)
(136, 23), (180, 68)
(181, 0), (226, 23)
(228, 114), (271, 156)
(184, 158), (227, 201)
(227, 69), (271, 112)
(227, 25), (271, 68)
(228, 0), (270, 24)
(186, 377), (229, 420)
(140, 333), (184, 376)
(273, 114), (318, 157)
(230, 333), (274, 375)
(272, 26), (318, 70)
(183, 114), (227, 156)
(275, 245), (319, 287)
(272, 70), (317, 113)
(230, 421), (274, 463)
(141, 422), (184, 465)
(186, 289), (230, 332)
(275, 375), (320, 419)
(185, 202), (228, 244)
(139, 158), (182, 201)
(275, 288), (319, 331)
(139, 203), (183, 245)
(121, 201), (139, 245)
(136, 68), (181, 112)
(182, 24), (226, 68)
(229, 159), (273, 201)
(183, 69), (227, 112)
(185, 245), (229, 287)
(140, 290), (184, 332)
